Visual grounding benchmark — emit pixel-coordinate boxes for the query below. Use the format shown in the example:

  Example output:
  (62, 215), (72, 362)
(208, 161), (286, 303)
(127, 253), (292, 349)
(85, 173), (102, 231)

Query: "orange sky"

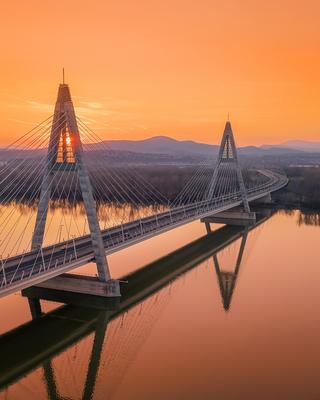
(0, 0), (320, 146)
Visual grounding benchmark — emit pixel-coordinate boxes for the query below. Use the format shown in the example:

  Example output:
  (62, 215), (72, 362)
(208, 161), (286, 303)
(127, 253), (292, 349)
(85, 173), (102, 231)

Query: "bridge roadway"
(0, 169), (287, 296)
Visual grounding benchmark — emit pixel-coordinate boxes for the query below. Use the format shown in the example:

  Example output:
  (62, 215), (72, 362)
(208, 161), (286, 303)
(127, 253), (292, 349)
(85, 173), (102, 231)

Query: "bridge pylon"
(31, 81), (120, 296)
(208, 121), (250, 213)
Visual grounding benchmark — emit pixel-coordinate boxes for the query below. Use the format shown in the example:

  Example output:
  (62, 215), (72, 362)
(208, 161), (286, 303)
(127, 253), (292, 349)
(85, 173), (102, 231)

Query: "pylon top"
(224, 120), (233, 134)
(56, 83), (72, 104)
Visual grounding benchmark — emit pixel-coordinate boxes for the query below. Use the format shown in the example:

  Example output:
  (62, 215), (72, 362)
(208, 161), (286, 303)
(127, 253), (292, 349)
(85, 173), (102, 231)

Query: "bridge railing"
(109, 170), (287, 245)
(0, 170), (288, 293)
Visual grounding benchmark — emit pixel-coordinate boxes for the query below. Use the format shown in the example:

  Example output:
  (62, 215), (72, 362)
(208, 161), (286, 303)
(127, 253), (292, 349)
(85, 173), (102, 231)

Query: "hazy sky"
(0, 0), (320, 146)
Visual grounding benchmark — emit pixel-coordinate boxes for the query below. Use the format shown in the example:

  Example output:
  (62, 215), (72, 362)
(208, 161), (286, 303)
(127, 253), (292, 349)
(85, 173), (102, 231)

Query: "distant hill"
(98, 136), (306, 157)
(281, 140), (320, 152)
(101, 136), (219, 156)
(0, 135), (311, 166)
(262, 140), (320, 153)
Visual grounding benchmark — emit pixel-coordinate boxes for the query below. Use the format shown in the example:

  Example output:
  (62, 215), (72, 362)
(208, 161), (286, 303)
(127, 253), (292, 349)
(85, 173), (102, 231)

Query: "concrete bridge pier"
(201, 210), (256, 233)
(22, 274), (121, 316)
(32, 274), (121, 298)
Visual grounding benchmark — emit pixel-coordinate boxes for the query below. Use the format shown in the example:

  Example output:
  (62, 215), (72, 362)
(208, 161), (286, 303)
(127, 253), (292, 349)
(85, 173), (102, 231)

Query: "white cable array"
(77, 117), (169, 205)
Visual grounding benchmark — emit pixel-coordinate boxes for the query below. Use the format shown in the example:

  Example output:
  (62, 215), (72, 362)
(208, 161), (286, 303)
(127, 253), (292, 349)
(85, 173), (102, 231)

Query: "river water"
(0, 208), (319, 400)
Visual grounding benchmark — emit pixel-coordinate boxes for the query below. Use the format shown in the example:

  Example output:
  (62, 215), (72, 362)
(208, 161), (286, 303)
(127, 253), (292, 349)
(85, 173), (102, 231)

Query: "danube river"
(0, 209), (319, 400)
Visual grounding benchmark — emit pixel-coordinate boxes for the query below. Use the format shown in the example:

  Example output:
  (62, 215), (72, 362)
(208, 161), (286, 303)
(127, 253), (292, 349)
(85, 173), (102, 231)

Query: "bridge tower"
(32, 81), (119, 295)
(208, 121), (250, 213)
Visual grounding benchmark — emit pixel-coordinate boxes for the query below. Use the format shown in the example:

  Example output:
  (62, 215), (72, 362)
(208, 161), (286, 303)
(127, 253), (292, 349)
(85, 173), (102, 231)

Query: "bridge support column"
(205, 221), (212, 234)
(27, 297), (42, 319)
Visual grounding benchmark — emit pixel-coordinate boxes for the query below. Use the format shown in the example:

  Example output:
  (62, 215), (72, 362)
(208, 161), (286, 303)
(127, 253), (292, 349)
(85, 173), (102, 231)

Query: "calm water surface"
(0, 209), (320, 400)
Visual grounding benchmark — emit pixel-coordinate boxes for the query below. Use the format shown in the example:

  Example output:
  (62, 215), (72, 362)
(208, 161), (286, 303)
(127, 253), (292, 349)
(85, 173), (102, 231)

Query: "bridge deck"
(0, 170), (287, 296)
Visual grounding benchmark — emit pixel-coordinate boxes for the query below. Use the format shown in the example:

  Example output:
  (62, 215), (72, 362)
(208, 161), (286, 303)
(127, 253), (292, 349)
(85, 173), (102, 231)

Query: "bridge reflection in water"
(0, 210), (272, 399)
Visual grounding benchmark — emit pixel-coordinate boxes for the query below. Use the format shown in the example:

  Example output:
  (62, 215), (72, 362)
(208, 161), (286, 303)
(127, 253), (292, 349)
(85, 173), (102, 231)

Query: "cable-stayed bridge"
(0, 81), (288, 298)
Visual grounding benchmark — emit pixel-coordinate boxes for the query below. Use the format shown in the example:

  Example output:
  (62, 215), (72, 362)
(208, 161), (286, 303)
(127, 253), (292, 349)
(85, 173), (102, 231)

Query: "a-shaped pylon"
(208, 121), (250, 213)
(32, 81), (119, 294)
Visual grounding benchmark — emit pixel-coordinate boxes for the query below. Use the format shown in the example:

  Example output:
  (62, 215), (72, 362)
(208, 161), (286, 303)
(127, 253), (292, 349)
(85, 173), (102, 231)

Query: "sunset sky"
(0, 0), (320, 146)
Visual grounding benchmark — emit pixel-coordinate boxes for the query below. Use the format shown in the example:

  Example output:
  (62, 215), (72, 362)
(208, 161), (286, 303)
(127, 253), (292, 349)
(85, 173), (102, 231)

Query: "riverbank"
(270, 167), (320, 209)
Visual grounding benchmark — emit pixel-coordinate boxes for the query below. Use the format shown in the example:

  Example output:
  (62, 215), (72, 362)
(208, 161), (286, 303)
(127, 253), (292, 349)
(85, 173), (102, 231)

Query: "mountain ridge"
(1, 135), (317, 161)
(99, 135), (308, 156)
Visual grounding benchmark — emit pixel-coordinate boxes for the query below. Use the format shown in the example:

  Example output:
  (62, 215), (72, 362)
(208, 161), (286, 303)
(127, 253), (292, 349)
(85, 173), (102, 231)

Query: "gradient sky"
(0, 0), (320, 146)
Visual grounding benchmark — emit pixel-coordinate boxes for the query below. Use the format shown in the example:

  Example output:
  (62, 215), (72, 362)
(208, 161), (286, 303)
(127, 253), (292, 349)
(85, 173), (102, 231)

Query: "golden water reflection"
(0, 201), (167, 259)
(1, 209), (320, 399)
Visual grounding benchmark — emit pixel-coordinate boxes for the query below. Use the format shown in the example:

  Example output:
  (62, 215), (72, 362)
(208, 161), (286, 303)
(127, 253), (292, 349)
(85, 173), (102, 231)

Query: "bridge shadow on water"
(0, 209), (273, 399)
